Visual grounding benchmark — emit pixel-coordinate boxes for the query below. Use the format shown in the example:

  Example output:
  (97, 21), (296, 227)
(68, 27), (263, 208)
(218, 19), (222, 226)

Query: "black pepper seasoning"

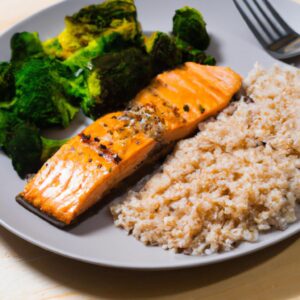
(113, 154), (122, 164)
(99, 144), (107, 150)
(199, 105), (206, 113)
(79, 133), (91, 143)
(183, 104), (190, 112)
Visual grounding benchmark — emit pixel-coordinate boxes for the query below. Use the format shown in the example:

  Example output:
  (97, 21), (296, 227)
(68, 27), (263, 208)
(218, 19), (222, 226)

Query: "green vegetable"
(6, 31), (80, 128)
(0, 32), (79, 177)
(145, 32), (182, 76)
(172, 6), (210, 51)
(6, 124), (67, 178)
(45, 0), (143, 61)
(174, 37), (215, 65)
(81, 47), (152, 119)
(5, 123), (43, 177)
(0, 110), (20, 148)
(0, 110), (67, 178)
(12, 56), (79, 128)
(64, 26), (139, 70)
(65, 0), (139, 48)
(0, 62), (15, 107)
(11, 32), (44, 66)
(43, 37), (64, 59)
(70, 0), (137, 25)
(145, 31), (215, 74)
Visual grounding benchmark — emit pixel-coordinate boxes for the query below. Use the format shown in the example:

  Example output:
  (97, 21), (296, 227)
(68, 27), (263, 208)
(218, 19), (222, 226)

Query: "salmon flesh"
(18, 63), (242, 226)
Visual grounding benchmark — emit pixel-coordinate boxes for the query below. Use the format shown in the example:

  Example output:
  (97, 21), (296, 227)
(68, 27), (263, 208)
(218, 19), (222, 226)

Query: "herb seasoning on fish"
(79, 133), (91, 143)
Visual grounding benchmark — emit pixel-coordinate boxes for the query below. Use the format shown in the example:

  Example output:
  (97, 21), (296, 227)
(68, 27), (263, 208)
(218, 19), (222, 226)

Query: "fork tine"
(243, 0), (276, 41)
(233, 0), (267, 47)
(253, 0), (282, 37)
(263, 0), (293, 33)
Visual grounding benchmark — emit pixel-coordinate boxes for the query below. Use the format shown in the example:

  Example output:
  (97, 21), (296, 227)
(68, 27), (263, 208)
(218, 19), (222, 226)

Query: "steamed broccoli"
(145, 8), (214, 74)
(172, 7), (210, 51)
(145, 32), (182, 76)
(0, 62), (15, 107)
(80, 47), (152, 119)
(6, 32), (80, 128)
(7, 125), (67, 178)
(174, 37), (215, 65)
(43, 37), (64, 59)
(0, 110), (20, 148)
(145, 31), (215, 75)
(0, 32), (78, 178)
(12, 56), (79, 128)
(64, 26), (139, 70)
(70, 0), (137, 26)
(46, 0), (142, 60)
(0, 110), (67, 178)
(6, 123), (46, 178)
(11, 32), (44, 66)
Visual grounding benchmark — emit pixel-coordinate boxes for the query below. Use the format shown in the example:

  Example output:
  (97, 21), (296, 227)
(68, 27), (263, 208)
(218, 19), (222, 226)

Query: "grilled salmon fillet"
(19, 63), (242, 225)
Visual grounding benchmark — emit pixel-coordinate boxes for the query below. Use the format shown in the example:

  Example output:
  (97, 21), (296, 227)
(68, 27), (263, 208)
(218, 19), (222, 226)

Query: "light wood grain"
(0, 1), (300, 299)
(1, 225), (300, 300)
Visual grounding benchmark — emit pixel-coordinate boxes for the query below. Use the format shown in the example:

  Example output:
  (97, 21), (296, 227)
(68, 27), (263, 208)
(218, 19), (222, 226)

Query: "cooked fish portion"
(19, 63), (242, 225)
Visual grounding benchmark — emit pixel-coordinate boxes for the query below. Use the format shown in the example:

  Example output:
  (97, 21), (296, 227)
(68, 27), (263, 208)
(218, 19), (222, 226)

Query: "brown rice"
(111, 64), (300, 255)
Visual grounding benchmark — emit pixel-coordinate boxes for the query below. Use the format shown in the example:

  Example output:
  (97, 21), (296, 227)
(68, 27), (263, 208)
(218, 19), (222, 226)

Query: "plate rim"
(1, 217), (300, 270)
(0, 0), (68, 36)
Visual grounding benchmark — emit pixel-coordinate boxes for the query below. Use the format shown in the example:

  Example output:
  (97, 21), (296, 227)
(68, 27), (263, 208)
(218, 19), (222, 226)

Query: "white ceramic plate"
(0, 0), (299, 270)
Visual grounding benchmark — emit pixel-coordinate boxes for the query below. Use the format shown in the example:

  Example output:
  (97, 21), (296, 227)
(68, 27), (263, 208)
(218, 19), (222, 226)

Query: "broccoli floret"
(5, 123), (44, 178)
(64, 27), (138, 70)
(145, 32), (215, 71)
(81, 47), (152, 119)
(145, 32), (182, 76)
(201, 54), (216, 65)
(172, 7), (210, 51)
(55, 0), (142, 59)
(174, 37), (216, 65)
(0, 110), (20, 148)
(6, 124), (67, 178)
(11, 32), (44, 66)
(0, 110), (67, 178)
(71, 0), (137, 26)
(8, 32), (79, 127)
(43, 37), (64, 59)
(12, 56), (79, 128)
(0, 62), (15, 107)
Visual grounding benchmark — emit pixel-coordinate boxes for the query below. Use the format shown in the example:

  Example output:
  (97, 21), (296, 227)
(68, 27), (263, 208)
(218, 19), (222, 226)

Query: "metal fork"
(233, 0), (300, 60)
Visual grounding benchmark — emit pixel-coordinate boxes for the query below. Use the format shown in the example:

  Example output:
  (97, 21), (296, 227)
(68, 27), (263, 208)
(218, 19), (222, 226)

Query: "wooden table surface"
(1, 1), (300, 299)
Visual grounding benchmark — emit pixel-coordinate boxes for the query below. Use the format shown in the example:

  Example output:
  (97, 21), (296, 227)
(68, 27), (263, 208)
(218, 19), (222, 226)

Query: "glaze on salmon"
(19, 63), (242, 225)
